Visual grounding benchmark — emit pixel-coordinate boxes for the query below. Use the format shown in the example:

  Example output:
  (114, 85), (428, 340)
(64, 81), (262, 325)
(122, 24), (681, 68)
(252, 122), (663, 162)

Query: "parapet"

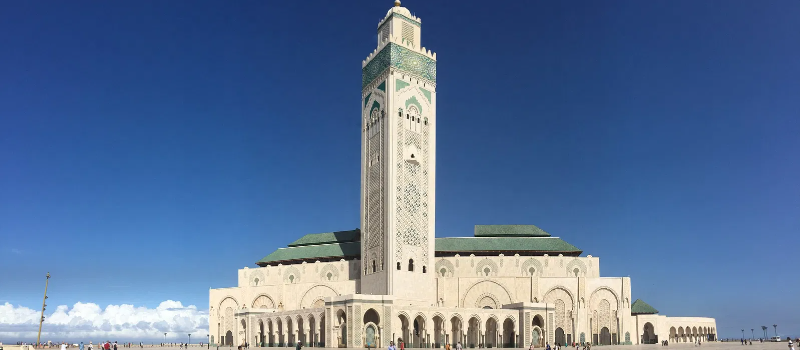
(362, 34), (437, 69)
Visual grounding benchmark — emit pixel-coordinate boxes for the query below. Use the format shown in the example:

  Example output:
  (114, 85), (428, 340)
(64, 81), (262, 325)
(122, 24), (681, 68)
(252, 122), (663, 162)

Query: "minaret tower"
(360, 0), (437, 303)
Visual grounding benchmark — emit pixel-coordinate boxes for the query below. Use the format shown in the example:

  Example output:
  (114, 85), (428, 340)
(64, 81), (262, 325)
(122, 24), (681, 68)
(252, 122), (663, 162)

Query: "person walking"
(295, 341), (302, 350)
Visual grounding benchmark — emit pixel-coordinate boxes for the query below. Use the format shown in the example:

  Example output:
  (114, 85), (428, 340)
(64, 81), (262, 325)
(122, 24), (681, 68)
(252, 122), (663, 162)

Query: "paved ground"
(6, 344), (793, 350)
(193, 344), (794, 350)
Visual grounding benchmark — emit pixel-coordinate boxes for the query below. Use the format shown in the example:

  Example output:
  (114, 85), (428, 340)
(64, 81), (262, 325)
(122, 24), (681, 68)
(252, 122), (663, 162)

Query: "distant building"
(209, 1), (716, 347)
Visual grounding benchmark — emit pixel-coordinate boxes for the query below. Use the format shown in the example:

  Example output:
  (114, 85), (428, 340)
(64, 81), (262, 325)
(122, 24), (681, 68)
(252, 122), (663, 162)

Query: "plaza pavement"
(5, 344), (792, 350)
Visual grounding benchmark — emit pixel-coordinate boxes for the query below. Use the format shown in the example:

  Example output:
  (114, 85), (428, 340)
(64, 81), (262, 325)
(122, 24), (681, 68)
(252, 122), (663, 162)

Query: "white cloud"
(0, 301), (208, 343)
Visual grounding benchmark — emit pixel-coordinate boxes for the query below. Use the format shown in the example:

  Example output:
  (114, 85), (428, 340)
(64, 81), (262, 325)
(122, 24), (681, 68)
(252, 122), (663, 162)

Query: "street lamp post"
(773, 325), (778, 338)
(741, 329), (745, 339)
(165, 333), (167, 346)
(751, 329), (754, 340)
(189, 334), (192, 346)
(207, 335), (210, 349)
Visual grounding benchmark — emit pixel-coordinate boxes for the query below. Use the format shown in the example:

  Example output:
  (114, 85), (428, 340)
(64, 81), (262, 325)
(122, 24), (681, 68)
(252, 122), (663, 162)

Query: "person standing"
(295, 341), (302, 350)
(388, 341), (397, 350)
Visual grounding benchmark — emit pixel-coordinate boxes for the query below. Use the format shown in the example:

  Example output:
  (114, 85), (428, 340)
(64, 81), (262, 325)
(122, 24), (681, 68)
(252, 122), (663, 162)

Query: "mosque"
(209, 1), (717, 347)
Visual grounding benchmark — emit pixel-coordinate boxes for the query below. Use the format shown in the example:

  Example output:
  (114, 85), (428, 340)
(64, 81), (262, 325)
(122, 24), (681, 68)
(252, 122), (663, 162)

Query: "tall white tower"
(360, 0), (437, 303)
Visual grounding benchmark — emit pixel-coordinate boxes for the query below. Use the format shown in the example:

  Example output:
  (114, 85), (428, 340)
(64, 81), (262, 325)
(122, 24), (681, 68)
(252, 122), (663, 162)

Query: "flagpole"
(37, 272), (51, 347)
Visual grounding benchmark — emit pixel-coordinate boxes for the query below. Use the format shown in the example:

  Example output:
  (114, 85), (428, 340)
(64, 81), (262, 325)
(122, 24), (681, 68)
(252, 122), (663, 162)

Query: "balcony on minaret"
(376, 1), (422, 48)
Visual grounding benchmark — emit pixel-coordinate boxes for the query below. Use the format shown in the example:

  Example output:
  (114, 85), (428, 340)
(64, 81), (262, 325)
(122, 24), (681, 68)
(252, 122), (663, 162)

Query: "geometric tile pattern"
(362, 43), (436, 89)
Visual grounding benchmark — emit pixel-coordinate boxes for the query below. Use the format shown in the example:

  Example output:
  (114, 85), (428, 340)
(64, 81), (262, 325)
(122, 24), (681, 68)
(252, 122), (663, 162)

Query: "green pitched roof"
(631, 299), (659, 315)
(257, 242), (361, 265)
(474, 225), (551, 237)
(287, 229), (360, 247)
(435, 237), (580, 254)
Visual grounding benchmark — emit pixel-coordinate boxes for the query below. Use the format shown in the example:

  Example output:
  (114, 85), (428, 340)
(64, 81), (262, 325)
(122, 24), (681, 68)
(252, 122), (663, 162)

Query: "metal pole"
(37, 272), (51, 347)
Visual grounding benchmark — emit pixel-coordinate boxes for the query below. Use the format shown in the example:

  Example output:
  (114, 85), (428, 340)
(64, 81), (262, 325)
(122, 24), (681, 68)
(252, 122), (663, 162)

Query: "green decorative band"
(376, 81), (386, 92)
(378, 13), (421, 32)
(362, 43), (436, 89)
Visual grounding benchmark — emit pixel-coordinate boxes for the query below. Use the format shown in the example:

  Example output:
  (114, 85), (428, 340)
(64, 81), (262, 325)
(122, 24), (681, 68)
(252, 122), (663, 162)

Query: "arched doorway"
(268, 320), (275, 346)
(669, 327), (677, 343)
(413, 315), (426, 347)
(450, 317), (463, 347)
(241, 319), (247, 346)
(467, 317), (480, 348)
(277, 318), (284, 346)
(308, 316), (316, 347)
(297, 316), (306, 346)
(258, 319), (265, 346)
(485, 318), (498, 348)
(502, 318), (515, 348)
(364, 308), (381, 347)
(531, 327), (542, 348)
(599, 327), (611, 345)
(432, 315), (445, 347)
(555, 328), (565, 346)
(642, 322), (656, 344)
(286, 317), (295, 346)
(225, 331), (233, 346)
(320, 315), (326, 347)
(532, 314), (545, 347)
(336, 309), (347, 347)
(398, 314), (411, 347)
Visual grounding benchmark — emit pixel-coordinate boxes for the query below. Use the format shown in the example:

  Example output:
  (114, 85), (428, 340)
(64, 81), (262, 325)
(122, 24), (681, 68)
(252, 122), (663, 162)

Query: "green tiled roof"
(631, 299), (659, 315)
(287, 229), (360, 247)
(257, 242), (361, 265)
(258, 225), (582, 265)
(435, 237), (580, 254)
(474, 225), (551, 237)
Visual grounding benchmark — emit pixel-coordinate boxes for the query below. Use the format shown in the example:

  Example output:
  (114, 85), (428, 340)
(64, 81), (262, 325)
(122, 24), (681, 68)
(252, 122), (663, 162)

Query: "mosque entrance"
(225, 331), (233, 346)
(555, 328), (566, 346)
(642, 323), (657, 344)
(599, 327), (611, 345)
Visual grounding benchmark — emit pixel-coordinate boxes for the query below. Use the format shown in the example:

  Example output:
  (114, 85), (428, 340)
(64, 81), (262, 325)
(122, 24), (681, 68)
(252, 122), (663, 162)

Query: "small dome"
(386, 6), (412, 18)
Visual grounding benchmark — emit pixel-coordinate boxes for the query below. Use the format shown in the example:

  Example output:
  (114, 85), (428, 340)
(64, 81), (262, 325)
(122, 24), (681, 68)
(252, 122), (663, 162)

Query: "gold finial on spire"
(394, 0), (401, 7)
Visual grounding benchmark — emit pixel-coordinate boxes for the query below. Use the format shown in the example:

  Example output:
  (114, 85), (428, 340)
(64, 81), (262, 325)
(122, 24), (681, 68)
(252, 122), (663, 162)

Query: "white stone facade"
(209, 2), (716, 348)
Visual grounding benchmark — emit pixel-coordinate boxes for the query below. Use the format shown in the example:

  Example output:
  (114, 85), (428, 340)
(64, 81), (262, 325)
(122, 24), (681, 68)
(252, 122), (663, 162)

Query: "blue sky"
(1, 0), (799, 341)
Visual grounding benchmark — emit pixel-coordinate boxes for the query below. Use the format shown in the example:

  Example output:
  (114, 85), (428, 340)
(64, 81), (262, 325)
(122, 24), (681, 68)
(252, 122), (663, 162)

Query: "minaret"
(360, 0), (437, 303)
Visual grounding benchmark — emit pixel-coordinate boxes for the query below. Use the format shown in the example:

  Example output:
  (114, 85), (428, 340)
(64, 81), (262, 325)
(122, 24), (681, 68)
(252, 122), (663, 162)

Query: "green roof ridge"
(435, 236), (579, 254)
(287, 229), (360, 247)
(631, 299), (659, 314)
(257, 241), (361, 265)
(474, 225), (552, 237)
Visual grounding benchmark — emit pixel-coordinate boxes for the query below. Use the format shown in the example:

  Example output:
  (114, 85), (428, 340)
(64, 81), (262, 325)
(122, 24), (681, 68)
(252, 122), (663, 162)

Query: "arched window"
(372, 260), (376, 273)
(326, 272), (332, 281)
(422, 266), (427, 273)
(397, 262), (401, 270)
(408, 259), (414, 272)
(440, 268), (447, 277)
(484, 267), (490, 276)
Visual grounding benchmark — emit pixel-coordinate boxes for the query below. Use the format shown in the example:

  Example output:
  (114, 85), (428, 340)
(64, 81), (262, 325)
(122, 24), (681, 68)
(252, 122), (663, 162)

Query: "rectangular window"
(402, 22), (414, 46)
